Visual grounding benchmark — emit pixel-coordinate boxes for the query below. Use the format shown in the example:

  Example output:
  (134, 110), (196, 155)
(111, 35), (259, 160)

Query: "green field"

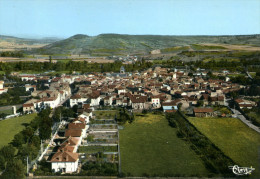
(188, 117), (260, 177)
(0, 113), (37, 148)
(161, 46), (189, 53)
(191, 44), (227, 50)
(120, 113), (208, 177)
(203, 58), (240, 63)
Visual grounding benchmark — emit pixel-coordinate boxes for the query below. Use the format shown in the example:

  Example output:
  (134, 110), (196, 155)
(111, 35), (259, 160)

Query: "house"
(89, 92), (100, 106)
(20, 75), (36, 81)
(64, 129), (82, 138)
(59, 137), (80, 153)
(193, 108), (214, 117)
(211, 95), (225, 106)
(235, 99), (256, 109)
(116, 87), (126, 94)
(70, 94), (86, 107)
(151, 96), (160, 108)
(50, 148), (79, 173)
(68, 123), (87, 138)
(0, 81), (8, 94)
(23, 103), (35, 113)
(25, 84), (36, 92)
(129, 95), (148, 110)
(104, 96), (113, 106)
(162, 101), (178, 112)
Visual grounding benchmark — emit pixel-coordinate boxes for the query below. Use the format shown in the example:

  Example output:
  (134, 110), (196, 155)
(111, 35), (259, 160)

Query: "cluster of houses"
(68, 67), (244, 116)
(235, 98), (257, 109)
(19, 66), (258, 117)
(22, 76), (75, 113)
(50, 106), (92, 173)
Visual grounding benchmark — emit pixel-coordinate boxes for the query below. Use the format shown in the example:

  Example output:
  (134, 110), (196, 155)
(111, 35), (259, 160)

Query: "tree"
(1, 159), (26, 179)
(30, 135), (40, 148)
(22, 126), (34, 142)
(197, 100), (204, 107)
(39, 121), (52, 140)
(0, 155), (5, 170)
(12, 133), (25, 147)
(0, 145), (15, 162)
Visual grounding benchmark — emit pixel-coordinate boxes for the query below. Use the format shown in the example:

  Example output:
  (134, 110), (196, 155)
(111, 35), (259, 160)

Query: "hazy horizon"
(1, 33), (260, 40)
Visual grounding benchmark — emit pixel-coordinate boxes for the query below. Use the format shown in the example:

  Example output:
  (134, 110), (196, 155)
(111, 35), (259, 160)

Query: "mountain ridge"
(3, 34), (260, 55)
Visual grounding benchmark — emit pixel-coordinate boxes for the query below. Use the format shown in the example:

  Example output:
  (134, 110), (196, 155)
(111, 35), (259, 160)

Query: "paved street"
(230, 108), (260, 134)
(225, 99), (260, 134)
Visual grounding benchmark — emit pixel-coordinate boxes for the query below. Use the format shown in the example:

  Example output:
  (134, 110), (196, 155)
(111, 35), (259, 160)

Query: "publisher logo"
(229, 165), (255, 175)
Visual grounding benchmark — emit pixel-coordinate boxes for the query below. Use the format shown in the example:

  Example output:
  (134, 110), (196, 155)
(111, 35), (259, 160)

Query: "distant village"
(12, 66), (254, 115)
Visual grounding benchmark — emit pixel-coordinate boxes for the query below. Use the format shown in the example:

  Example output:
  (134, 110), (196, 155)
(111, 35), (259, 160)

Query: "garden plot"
(78, 112), (119, 165)
(90, 119), (116, 124)
(89, 124), (118, 131)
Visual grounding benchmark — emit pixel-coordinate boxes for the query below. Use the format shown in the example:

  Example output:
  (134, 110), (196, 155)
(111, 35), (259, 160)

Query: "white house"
(116, 87), (126, 94)
(0, 81), (8, 94)
(20, 75), (36, 81)
(50, 149), (79, 173)
(42, 95), (60, 109)
(151, 96), (160, 108)
(89, 94), (100, 106)
(104, 96), (113, 106)
(25, 84), (36, 92)
(70, 94), (87, 107)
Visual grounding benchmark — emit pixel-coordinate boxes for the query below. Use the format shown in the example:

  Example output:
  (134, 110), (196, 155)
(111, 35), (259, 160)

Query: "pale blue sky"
(0, 0), (259, 38)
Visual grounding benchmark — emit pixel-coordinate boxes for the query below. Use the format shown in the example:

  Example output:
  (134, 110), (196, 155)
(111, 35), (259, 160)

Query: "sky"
(0, 0), (259, 38)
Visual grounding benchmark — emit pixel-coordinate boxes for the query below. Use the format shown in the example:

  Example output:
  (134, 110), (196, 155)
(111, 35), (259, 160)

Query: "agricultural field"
(0, 113), (37, 148)
(119, 113), (208, 177)
(161, 46), (190, 53)
(191, 44), (227, 51)
(188, 117), (260, 177)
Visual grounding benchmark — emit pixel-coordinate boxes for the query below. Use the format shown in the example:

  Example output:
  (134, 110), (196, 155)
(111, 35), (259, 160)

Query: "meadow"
(0, 113), (37, 148)
(188, 117), (260, 177)
(119, 113), (208, 177)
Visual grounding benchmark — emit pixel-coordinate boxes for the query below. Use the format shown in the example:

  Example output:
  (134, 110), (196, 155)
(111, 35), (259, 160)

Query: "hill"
(0, 35), (61, 52)
(33, 34), (260, 56)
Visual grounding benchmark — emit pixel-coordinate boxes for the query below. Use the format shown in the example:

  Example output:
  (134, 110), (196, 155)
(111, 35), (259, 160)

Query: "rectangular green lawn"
(0, 113), (37, 148)
(188, 117), (260, 177)
(119, 113), (208, 176)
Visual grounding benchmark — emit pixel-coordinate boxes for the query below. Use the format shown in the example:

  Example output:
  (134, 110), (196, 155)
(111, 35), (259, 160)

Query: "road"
(225, 98), (260, 134)
(230, 108), (260, 134)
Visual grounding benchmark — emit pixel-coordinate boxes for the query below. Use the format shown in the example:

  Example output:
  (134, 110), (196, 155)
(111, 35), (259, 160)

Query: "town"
(0, 1), (260, 178)
(0, 61), (259, 177)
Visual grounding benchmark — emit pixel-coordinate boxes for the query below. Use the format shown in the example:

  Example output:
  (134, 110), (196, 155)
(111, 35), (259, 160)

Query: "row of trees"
(0, 59), (152, 74)
(156, 57), (260, 73)
(0, 51), (24, 58)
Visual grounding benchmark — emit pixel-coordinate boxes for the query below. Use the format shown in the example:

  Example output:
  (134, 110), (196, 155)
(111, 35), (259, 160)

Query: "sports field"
(188, 117), (260, 177)
(0, 113), (37, 148)
(119, 113), (208, 177)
